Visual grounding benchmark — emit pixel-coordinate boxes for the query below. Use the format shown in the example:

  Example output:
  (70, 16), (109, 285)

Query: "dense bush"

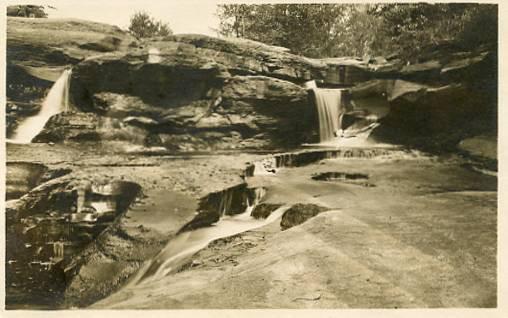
(128, 12), (172, 38)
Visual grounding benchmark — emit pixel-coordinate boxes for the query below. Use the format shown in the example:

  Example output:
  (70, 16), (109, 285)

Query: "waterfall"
(131, 204), (291, 285)
(312, 88), (345, 143)
(52, 242), (64, 262)
(9, 69), (72, 143)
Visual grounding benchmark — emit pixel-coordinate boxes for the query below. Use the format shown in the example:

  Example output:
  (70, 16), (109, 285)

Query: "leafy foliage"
(7, 5), (48, 18)
(128, 12), (172, 38)
(216, 3), (497, 59)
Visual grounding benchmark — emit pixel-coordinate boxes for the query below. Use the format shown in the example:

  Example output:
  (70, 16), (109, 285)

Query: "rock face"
(67, 35), (326, 149)
(8, 18), (497, 154)
(5, 171), (142, 307)
(33, 112), (101, 143)
(353, 43), (497, 153)
(6, 17), (135, 137)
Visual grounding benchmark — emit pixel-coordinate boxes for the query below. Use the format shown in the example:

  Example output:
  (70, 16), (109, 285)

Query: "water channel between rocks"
(5, 146), (497, 309)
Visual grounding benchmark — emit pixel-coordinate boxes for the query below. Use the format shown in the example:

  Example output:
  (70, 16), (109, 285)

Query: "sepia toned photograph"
(2, 0), (502, 313)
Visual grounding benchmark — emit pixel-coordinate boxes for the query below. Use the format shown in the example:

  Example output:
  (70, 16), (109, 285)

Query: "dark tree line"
(7, 5), (51, 18)
(216, 3), (497, 59)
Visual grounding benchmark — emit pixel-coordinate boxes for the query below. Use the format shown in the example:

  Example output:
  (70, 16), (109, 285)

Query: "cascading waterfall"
(9, 69), (72, 143)
(313, 88), (346, 143)
(126, 187), (285, 287)
(310, 87), (382, 147)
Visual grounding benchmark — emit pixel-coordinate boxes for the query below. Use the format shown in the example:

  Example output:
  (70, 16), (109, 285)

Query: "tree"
(128, 12), (172, 38)
(7, 5), (48, 18)
(216, 4), (349, 58)
(216, 3), (497, 59)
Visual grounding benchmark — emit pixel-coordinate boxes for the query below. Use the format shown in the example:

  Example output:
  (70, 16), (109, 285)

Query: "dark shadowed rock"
(78, 36), (123, 52)
(372, 81), (496, 150)
(33, 112), (100, 143)
(251, 203), (283, 219)
(280, 203), (330, 230)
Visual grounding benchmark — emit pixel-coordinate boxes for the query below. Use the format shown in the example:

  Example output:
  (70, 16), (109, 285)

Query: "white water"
(311, 87), (383, 148)
(147, 48), (162, 64)
(129, 203), (290, 286)
(313, 88), (345, 143)
(9, 69), (72, 143)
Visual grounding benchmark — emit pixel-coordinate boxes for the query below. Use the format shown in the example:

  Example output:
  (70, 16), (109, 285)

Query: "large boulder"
(67, 37), (321, 149)
(280, 203), (330, 230)
(348, 43), (497, 152)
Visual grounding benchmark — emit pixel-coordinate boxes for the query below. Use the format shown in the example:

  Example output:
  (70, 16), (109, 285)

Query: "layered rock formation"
(64, 35), (331, 149)
(7, 17), (497, 158)
(351, 42), (497, 157)
(6, 17), (136, 135)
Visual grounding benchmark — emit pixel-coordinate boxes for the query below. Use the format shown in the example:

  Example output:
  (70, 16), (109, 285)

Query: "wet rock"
(251, 203), (283, 219)
(6, 162), (48, 200)
(341, 110), (378, 133)
(280, 203), (330, 230)
(32, 112), (100, 143)
(372, 80), (496, 151)
(65, 33), (324, 149)
(178, 211), (221, 233)
(6, 174), (142, 308)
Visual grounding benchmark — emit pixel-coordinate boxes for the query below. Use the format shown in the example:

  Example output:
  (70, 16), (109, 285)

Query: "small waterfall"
(131, 204), (290, 285)
(52, 242), (64, 262)
(312, 88), (346, 143)
(10, 69), (72, 143)
(252, 157), (277, 176)
(125, 186), (283, 287)
(147, 48), (162, 64)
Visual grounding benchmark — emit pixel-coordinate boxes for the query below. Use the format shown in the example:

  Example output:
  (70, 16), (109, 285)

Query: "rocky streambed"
(5, 142), (497, 309)
(5, 16), (498, 310)
(95, 148), (497, 309)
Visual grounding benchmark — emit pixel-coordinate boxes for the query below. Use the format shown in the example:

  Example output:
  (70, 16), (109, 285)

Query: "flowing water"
(9, 69), (72, 143)
(312, 88), (381, 147)
(129, 191), (290, 286)
(313, 88), (345, 143)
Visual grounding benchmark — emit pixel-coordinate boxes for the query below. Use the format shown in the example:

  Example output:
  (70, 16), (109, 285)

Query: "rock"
(349, 79), (392, 99)
(70, 57), (314, 149)
(341, 110), (378, 135)
(458, 135), (497, 163)
(123, 116), (159, 128)
(6, 162), (48, 200)
(6, 18), (136, 135)
(280, 203), (330, 230)
(372, 81), (495, 150)
(251, 203), (282, 219)
(78, 36), (123, 52)
(400, 60), (442, 81)
(387, 80), (429, 102)
(32, 112), (100, 143)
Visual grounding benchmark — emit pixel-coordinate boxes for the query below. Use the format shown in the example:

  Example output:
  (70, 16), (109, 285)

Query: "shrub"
(128, 11), (172, 38)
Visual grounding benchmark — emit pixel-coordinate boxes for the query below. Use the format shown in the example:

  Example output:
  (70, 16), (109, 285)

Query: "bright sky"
(6, 0), (222, 35)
